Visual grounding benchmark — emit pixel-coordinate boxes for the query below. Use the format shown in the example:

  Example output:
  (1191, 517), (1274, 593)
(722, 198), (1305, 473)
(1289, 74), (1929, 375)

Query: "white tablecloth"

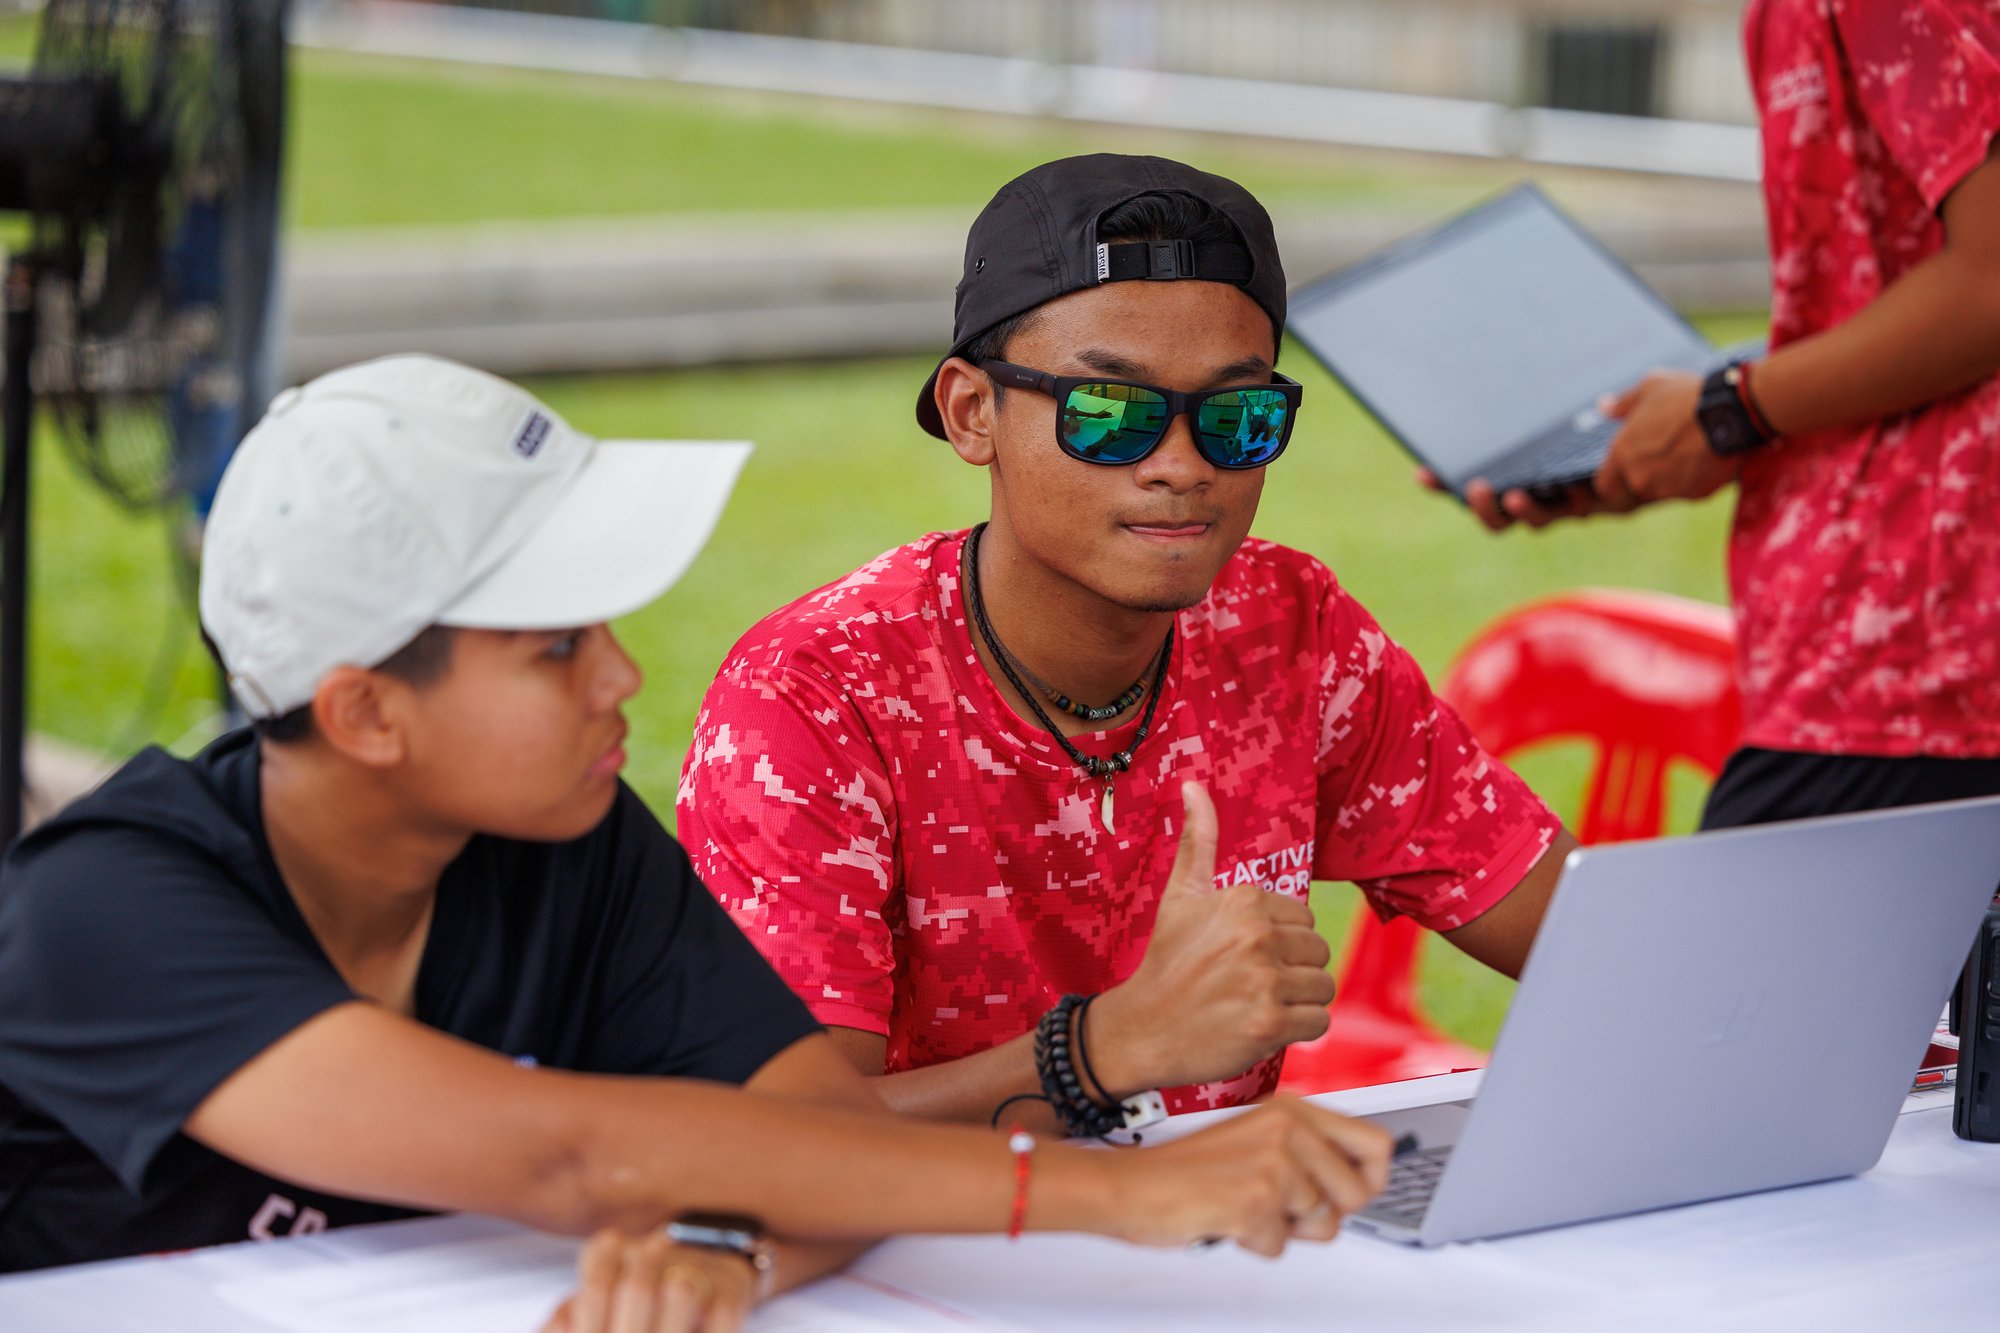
(3, 1074), (1994, 1332)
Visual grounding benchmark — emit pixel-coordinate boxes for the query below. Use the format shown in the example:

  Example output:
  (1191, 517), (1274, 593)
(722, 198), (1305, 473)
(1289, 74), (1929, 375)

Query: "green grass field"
(283, 49), (1510, 228)
(18, 34), (1764, 1049)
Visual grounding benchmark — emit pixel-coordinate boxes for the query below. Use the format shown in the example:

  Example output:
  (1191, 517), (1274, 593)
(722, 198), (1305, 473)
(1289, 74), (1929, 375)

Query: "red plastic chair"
(1441, 590), (1740, 843)
(1278, 590), (1740, 1094)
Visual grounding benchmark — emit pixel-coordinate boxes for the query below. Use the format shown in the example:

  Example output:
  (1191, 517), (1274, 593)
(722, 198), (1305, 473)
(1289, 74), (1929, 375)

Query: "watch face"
(666, 1211), (771, 1268)
(664, 1214), (777, 1303)
(1699, 366), (1763, 457)
(670, 1221), (756, 1250)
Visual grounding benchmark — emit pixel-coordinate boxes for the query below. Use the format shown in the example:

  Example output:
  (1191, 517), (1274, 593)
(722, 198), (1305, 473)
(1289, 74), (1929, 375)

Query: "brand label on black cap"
(1095, 243), (1111, 283)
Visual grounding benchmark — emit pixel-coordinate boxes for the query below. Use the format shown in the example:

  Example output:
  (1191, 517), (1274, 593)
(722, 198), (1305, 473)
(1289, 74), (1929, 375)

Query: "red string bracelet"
(1006, 1126), (1035, 1240)
(1737, 360), (1777, 440)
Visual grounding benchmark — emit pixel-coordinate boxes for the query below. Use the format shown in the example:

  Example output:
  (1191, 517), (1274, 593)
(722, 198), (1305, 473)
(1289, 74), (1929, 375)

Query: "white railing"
(297, 0), (1762, 182)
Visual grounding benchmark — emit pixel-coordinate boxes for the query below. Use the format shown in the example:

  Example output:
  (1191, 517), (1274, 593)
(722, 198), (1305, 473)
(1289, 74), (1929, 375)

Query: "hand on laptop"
(1088, 784), (1337, 1093)
(1414, 462), (1602, 530)
(1593, 370), (1740, 509)
(1104, 1097), (1395, 1254)
(1421, 369), (1738, 530)
(1438, 471), (1600, 532)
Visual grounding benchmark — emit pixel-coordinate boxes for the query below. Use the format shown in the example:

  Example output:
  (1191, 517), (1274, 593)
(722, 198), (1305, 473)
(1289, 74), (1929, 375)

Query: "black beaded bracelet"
(1034, 994), (1125, 1139)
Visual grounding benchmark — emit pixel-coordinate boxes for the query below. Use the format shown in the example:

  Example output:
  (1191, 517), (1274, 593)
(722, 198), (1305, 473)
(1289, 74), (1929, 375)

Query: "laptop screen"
(1287, 188), (1713, 482)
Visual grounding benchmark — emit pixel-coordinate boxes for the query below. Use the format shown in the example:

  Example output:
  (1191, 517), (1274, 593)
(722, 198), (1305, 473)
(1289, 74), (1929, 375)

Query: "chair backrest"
(1280, 590), (1741, 1096)
(1439, 589), (1739, 845)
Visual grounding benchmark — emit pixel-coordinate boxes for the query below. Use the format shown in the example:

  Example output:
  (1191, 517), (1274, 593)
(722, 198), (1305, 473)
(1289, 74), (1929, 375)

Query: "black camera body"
(1954, 896), (2000, 1142)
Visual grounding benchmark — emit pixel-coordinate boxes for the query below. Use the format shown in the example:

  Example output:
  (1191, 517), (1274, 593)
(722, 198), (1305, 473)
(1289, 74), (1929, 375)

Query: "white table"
(4, 1074), (1995, 1333)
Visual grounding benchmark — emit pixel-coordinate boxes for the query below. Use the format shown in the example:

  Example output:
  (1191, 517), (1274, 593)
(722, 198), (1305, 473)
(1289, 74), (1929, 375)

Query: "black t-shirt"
(0, 730), (819, 1272)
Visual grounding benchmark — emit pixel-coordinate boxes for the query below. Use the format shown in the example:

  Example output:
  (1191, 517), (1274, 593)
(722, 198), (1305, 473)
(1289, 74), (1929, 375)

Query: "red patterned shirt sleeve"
(677, 663), (900, 1035)
(1309, 586), (1559, 932)
(1834, 1), (2000, 209)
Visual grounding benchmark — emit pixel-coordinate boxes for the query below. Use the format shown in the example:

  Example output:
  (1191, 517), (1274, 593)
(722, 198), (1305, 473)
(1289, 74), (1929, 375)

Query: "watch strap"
(663, 1212), (775, 1301)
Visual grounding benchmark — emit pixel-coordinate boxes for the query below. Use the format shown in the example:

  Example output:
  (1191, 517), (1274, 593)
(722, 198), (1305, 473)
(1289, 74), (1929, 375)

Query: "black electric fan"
(0, 0), (285, 845)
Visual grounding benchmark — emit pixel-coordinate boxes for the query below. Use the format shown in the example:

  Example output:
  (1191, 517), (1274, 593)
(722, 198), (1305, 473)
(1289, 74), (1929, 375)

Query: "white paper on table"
(214, 1231), (914, 1333)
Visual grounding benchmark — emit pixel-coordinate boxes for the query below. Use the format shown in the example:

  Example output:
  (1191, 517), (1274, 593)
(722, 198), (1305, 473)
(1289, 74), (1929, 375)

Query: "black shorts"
(1700, 748), (2000, 831)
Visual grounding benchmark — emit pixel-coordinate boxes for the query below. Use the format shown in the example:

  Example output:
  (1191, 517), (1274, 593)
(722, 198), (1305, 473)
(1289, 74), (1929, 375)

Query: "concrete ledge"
(281, 203), (1769, 381)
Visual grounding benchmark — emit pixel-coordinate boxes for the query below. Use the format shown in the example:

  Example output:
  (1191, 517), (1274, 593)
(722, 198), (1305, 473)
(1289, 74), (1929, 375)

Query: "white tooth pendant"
(1101, 779), (1115, 833)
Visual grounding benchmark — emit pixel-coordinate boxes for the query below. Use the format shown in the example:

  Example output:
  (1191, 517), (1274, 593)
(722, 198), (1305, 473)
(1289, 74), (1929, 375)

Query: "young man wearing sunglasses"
(679, 155), (1576, 1133)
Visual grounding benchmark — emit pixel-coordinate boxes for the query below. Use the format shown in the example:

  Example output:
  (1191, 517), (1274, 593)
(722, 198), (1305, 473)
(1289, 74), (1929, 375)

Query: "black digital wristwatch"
(1697, 360), (1777, 457)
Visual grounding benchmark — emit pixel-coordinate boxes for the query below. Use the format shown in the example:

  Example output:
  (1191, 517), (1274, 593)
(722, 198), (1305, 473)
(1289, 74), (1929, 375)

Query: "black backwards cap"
(915, 153), (1289, 439)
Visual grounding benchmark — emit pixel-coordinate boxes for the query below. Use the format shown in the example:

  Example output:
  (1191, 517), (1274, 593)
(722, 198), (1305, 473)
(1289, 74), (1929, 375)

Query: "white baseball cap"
(199, 354), (751, 719)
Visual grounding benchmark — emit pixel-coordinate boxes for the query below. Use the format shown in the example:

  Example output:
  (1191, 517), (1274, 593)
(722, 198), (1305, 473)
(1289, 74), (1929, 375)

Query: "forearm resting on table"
(512, 1077), (1112, 1241)
(1754, 147), (2000, 437)
(764, 1239), (865, 1298)
(185, 1004), (1115, 1244)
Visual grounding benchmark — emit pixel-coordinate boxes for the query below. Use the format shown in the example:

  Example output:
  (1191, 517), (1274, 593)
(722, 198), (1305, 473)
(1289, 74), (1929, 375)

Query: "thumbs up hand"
(1086, 784), (1335, 1096)
(1159, 777), (1223, 905)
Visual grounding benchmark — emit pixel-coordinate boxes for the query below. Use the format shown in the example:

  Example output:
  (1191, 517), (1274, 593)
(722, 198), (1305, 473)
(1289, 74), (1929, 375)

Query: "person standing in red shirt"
(1452, 0), (2000, 828)
(679, 155), (1575, 1133)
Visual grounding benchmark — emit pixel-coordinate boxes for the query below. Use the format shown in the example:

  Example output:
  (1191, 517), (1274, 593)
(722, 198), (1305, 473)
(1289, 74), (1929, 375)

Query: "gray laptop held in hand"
(1351, 796), (2000, 1246)
(1286, 184), (1734, 500)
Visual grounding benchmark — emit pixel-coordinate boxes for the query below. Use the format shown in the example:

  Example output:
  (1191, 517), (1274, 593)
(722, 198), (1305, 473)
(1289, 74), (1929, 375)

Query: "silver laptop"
(1286, 184), (1742, 501)
(1351, 796), (2000, 1246)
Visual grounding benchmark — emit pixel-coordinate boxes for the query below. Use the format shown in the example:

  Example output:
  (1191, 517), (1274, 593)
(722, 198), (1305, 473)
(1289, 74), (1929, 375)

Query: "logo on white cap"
(512, 411), (553, 459)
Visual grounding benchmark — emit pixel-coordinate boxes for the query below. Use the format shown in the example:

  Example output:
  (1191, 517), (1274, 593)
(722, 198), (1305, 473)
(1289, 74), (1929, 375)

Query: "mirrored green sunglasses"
(979, 361), (1302, 469)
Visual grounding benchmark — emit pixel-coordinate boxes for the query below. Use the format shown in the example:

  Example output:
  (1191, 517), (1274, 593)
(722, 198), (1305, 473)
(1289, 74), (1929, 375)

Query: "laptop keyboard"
(1485, 416), (1618, 493)
(1363, 1145), (1455, 1231)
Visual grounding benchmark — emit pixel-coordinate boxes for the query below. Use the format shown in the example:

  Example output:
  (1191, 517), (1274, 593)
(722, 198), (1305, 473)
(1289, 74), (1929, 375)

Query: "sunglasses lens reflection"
(1061, 384), (1170, 462)
(1195, 388), (1290, 467)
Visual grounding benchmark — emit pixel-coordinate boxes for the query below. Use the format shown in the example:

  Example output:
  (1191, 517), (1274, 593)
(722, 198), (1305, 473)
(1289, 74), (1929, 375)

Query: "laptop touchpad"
(1363, 1098), (1475, 1151)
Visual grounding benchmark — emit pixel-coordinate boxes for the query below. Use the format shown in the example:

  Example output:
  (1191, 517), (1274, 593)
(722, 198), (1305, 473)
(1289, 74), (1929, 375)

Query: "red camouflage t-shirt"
(1736, 0), (2000, 755)
(677, 532), (1558, 1112)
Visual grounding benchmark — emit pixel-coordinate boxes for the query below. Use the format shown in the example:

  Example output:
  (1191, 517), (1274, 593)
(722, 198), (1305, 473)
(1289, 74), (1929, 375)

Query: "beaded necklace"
(1005, 650), (1151, 724)
(963, 523), (1173, 832)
